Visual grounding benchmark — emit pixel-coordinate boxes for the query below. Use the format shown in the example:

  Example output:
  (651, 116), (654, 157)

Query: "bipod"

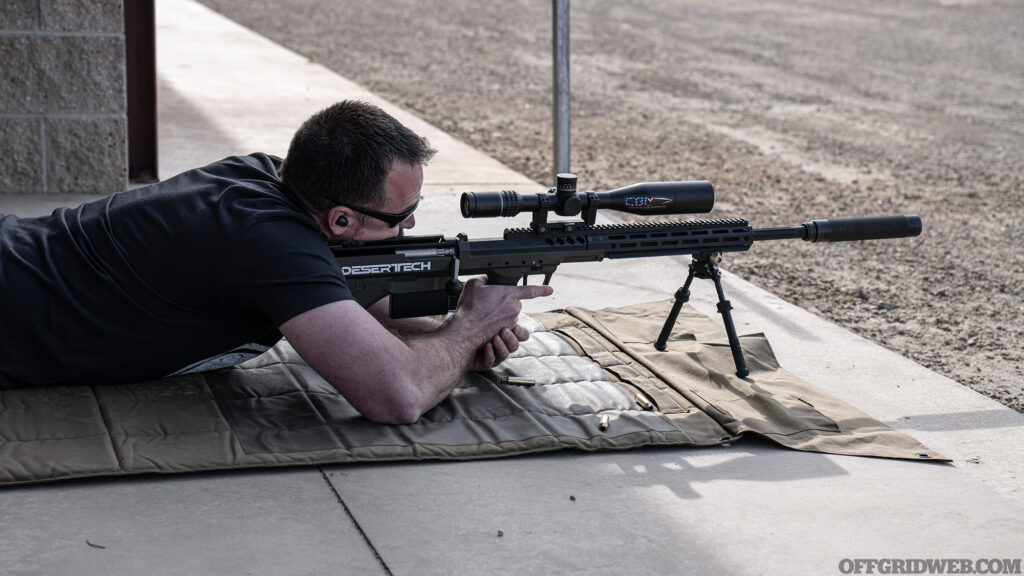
(655, 252), (750, 378)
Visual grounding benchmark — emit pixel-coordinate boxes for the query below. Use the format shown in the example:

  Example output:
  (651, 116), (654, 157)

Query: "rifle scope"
(461, 180), (715, 219)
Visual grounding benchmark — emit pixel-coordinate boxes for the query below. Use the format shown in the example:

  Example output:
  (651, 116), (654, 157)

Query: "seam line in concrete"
(318, 466), (393, 575)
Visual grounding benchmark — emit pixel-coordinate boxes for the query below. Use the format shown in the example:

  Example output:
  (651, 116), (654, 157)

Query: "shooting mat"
(0, 300), (944, 486)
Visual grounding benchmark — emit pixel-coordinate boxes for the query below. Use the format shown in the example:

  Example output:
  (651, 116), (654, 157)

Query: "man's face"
(345, 161), (423, 243)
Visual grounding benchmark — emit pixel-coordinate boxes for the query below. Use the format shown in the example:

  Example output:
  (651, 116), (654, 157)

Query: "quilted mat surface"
(0, 301), (944, 486)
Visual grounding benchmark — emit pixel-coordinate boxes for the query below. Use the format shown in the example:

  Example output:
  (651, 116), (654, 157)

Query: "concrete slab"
(2, 0), (1023, 574)
(0, 469), (385, 576)
(326, 444), (1022, 576)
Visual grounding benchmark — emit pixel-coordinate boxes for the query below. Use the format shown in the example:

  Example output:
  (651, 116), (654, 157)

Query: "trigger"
(543, 273), (553, 286)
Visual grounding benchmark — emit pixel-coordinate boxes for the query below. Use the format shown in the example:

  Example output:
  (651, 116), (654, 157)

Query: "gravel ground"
(200, 0), (1024, 411)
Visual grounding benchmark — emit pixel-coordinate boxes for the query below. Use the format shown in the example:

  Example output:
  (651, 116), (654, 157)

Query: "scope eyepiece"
(461, 189), (524, 218)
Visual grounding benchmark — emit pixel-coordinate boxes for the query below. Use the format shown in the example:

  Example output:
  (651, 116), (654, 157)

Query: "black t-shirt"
(0, 153), (352, 386)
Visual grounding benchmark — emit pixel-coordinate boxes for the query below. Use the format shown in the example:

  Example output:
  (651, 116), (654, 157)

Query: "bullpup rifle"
(331, 174), (922, 378)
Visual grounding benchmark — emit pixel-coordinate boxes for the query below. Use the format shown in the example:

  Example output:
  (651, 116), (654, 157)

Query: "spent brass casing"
(635, 393), (654, 411)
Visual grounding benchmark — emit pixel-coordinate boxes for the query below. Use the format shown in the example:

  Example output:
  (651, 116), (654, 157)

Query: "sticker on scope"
(624, 196), (672, 208)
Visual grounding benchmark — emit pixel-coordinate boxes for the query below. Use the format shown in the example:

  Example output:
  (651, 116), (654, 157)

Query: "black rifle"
(331, 174), (922, 378)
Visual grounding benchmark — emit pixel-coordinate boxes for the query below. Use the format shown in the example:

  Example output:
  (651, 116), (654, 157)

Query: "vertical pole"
(124, 0), (158, 183)
(552, 0), (571, 178)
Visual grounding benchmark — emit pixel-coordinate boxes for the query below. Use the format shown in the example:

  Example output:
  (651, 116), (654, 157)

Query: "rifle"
(331, 174), (922, 378)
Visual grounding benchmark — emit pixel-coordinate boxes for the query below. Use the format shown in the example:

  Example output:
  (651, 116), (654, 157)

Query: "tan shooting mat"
(0, 301), (943, 486)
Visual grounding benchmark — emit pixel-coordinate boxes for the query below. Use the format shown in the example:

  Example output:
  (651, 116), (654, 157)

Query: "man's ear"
(325, 205), (357, 237)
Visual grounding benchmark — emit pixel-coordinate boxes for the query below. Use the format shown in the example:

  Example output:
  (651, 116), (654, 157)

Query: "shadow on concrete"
(886, 409), (1024, 432)
(590, 438), (849, 500)
(157, 73), (246, 179)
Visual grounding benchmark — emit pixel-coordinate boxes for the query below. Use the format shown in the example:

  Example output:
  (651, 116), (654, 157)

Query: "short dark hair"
(281, 101), (436, 212)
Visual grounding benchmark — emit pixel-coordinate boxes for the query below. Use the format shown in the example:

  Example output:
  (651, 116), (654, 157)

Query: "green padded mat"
(0, 301), (944, 486)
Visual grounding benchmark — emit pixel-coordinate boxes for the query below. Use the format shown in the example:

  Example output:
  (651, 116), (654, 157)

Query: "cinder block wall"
(0, 0), (127, 194)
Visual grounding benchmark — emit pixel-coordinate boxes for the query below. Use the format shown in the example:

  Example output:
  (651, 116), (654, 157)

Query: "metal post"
(124, 0), (158, 183)
(552, 0), (570, 178)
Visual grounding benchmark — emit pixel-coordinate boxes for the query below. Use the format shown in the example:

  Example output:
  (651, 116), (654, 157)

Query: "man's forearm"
(391, 323), (480, 418)
(355, 301), (530, 422)
(281, 300), (478, 424)
(282, 281), (550, 424)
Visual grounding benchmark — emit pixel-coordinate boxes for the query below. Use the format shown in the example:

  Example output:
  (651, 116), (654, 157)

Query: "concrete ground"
(1, 1), (1022, 574)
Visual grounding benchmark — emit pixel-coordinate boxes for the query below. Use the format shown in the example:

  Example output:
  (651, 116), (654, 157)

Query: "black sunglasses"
(342, 200), (419, 227)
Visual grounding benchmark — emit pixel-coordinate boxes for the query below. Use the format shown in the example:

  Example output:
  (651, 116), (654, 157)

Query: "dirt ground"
(200, 0), (1024, 411)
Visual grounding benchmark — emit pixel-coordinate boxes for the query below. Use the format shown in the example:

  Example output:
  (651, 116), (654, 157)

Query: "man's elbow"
(360, 400), (424, 425)
(340, 378), (427, 425)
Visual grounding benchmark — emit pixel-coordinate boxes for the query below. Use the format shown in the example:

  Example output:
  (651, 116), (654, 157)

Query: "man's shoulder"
(121, 153), (284, 203)
(169, 153), (297, 214)
(207, 153), (283, 176)
(160, 153), (284, 195)
(100, 153), (312, 260)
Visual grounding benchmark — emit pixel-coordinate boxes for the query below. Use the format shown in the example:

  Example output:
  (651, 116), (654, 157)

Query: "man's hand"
(454, 277), (550, 372)
(372, 280), (545, 371)
(449, 276), (551, 350)
(469, 324), (531, 371)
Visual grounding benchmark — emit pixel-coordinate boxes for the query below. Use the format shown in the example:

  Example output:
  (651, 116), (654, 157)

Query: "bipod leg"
(656, 254), (750, 379)
(655, 268), (696, 351)
(707, 264), (749, 378)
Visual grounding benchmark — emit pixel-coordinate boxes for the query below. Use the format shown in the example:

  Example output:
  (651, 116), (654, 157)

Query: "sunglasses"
(342, 200), (419, 227)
